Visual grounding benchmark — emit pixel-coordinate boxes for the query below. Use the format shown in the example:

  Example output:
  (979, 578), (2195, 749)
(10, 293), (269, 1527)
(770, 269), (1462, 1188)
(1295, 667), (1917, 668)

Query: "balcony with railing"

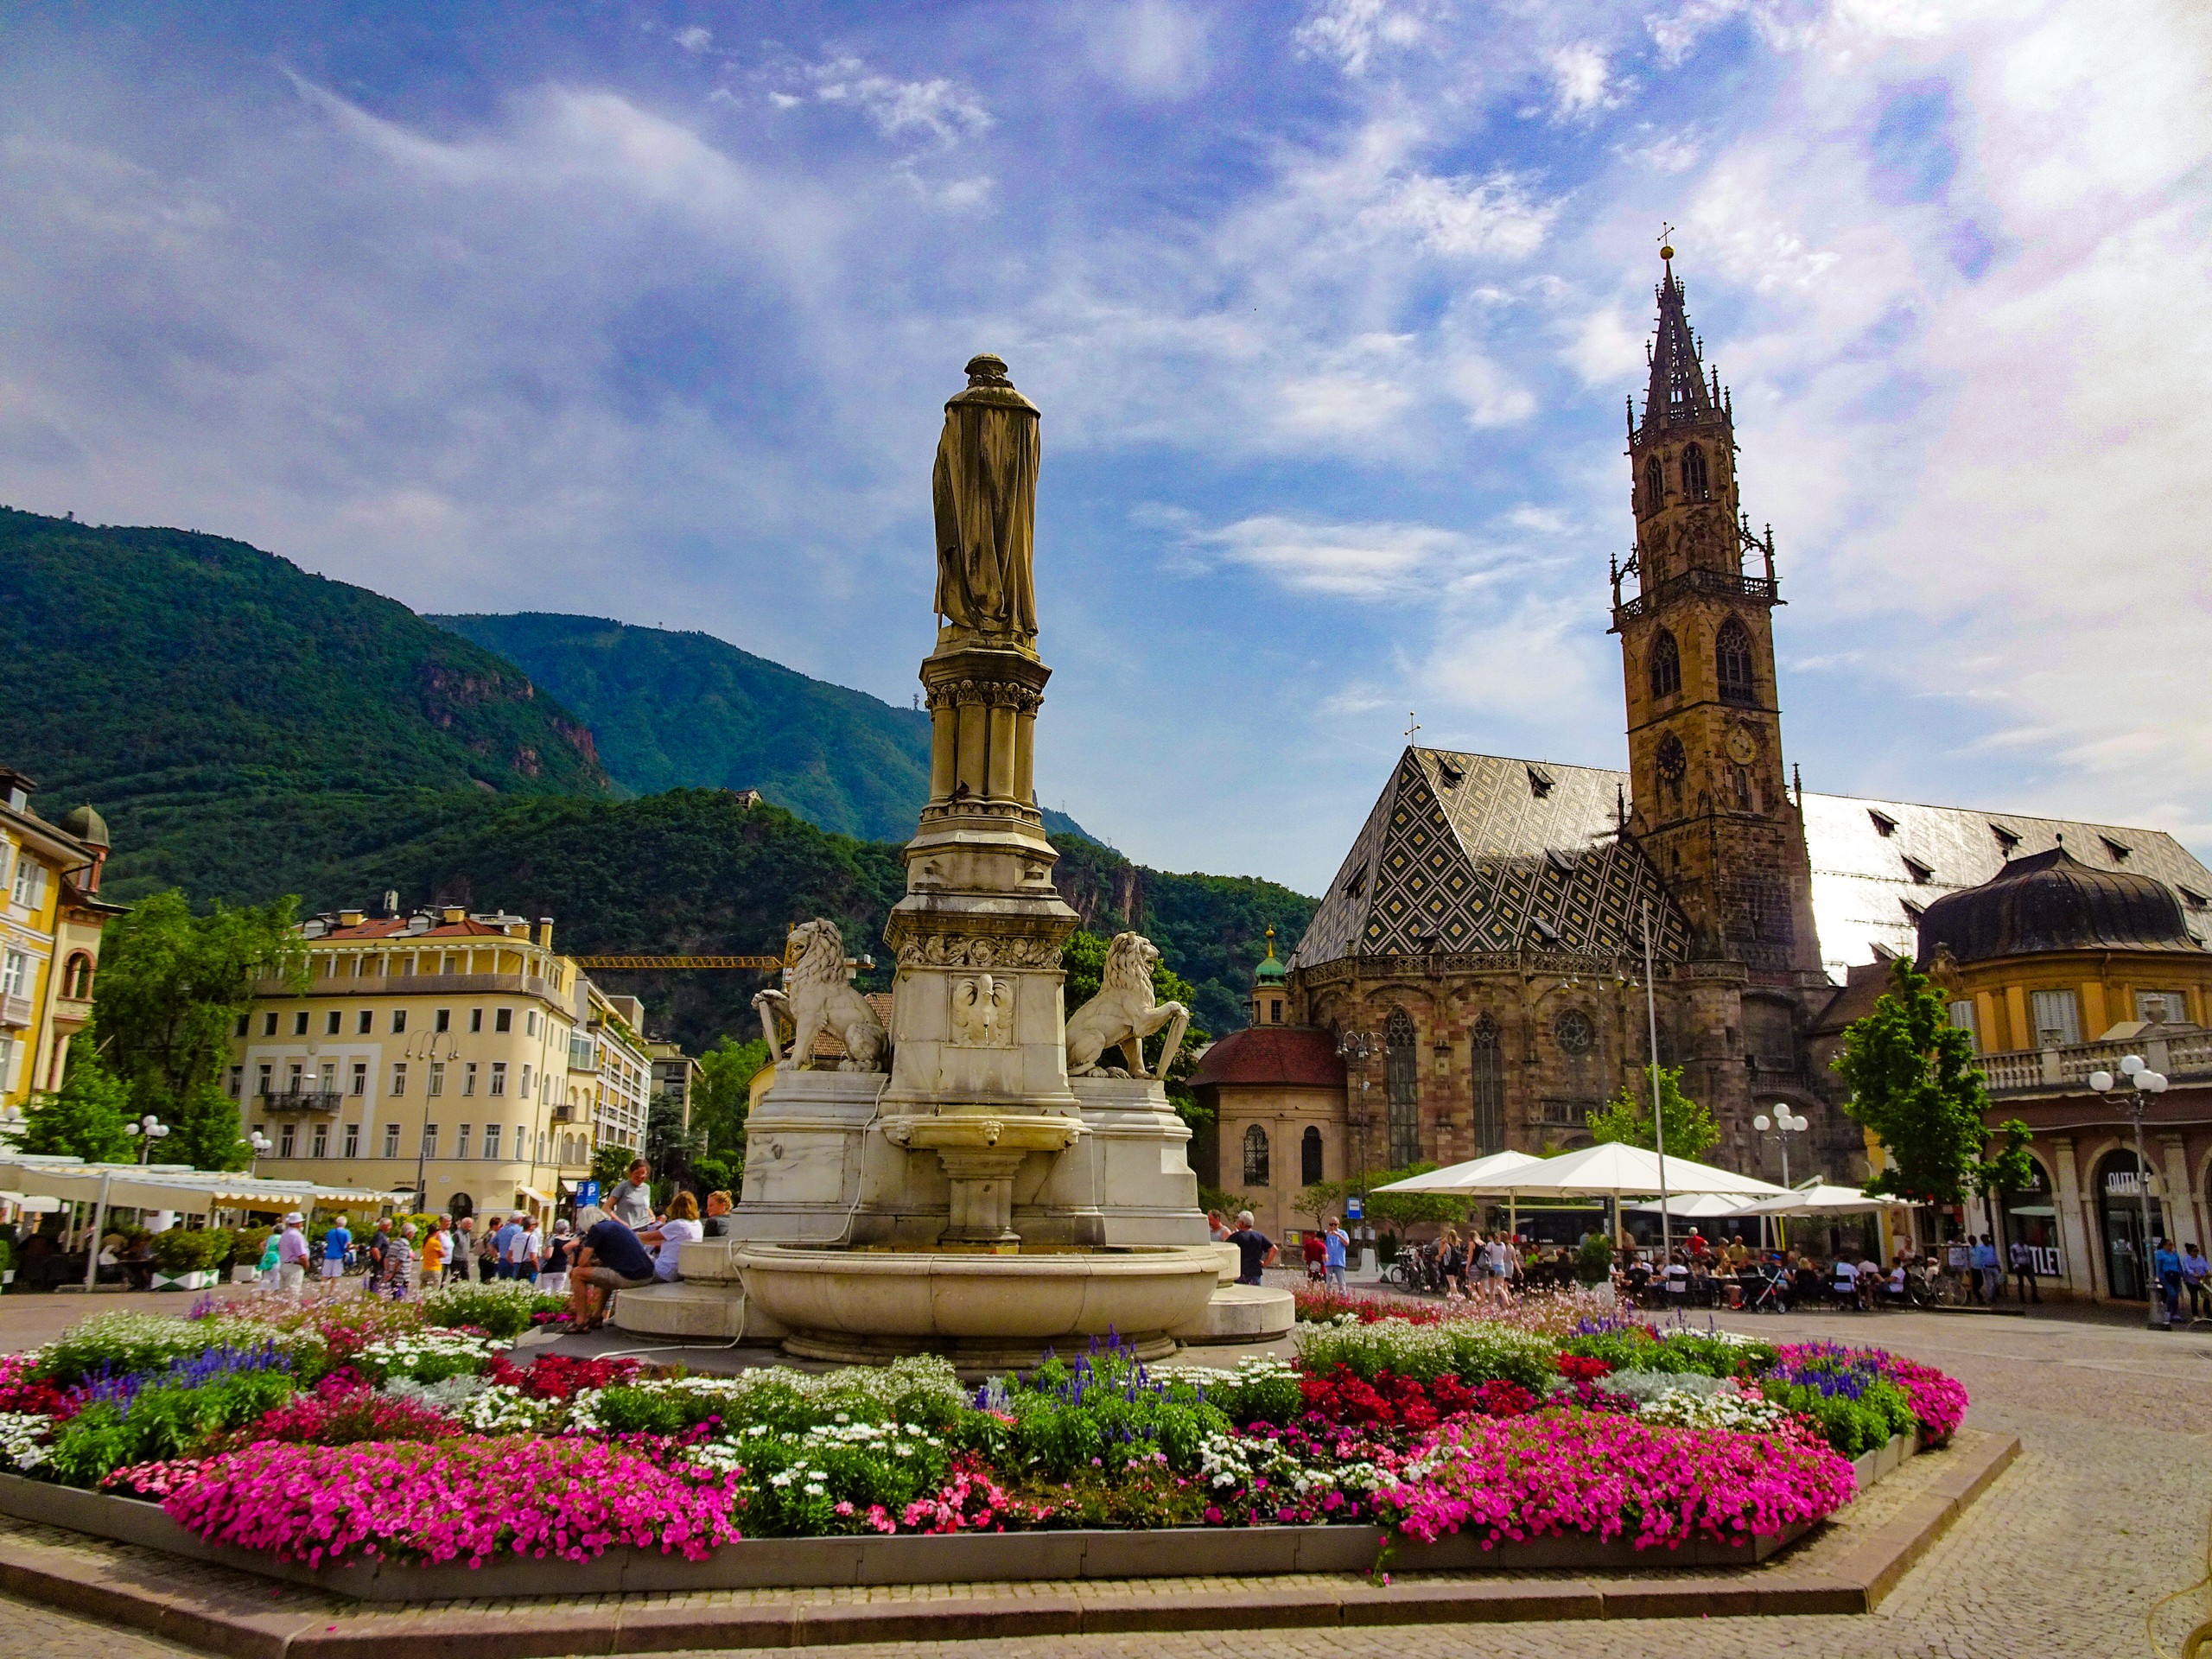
(257, 1090), (345, 1114)
(1979, 1029), (2212, 1097)
(1612, 567), (1779, 623)
(0, 993), (32, 1029)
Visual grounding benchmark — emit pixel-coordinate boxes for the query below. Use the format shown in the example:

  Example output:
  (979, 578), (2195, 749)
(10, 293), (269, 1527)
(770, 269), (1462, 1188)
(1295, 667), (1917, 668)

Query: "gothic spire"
(1639, 244), (1719, 439)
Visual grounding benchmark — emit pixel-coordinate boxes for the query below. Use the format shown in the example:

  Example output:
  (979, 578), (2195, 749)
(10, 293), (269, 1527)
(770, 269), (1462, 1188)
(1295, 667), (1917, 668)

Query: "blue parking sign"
(575, 1179), (600, 1209)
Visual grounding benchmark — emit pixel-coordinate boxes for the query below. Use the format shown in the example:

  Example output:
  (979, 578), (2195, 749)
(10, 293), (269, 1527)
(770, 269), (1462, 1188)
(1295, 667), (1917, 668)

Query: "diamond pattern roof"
(1290, 747), (2212, 984)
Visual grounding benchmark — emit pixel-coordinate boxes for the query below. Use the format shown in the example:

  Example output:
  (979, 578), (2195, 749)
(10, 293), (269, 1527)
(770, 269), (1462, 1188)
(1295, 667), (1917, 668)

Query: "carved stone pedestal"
(886, 1113), (1085, 1246)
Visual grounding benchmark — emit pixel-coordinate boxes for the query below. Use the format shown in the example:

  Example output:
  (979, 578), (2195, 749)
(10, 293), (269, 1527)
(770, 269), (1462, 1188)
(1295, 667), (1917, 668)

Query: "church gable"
(1289, 746), (1688, 969)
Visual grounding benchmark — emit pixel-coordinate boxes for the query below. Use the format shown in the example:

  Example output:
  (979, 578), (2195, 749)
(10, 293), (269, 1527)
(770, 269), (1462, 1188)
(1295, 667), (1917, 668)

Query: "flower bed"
(0, 1292), (1967, 1573)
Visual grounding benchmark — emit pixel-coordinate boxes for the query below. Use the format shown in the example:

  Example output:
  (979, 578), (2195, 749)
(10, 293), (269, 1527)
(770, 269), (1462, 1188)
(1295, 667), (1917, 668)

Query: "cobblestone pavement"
(5, 1304), (2208, 1658)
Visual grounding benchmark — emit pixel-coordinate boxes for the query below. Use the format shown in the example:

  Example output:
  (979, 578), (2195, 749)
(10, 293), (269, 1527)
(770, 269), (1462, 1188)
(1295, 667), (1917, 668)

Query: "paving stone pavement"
(4, 1304), (2206, 1657)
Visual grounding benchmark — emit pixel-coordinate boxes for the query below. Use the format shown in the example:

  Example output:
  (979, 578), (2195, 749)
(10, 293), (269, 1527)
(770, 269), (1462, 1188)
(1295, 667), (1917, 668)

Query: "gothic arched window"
(1471, 1014), (1503, 1156)
(1384, 1007), (1420, 1169)
(1243, 1123), (1271, 1187)
(1716, 616), (1756, 706)
(1642, 456), (1663, 512)
(1682, 443), (1710, 500)
(1301, 1125), (1324, 1186)
(1649, 629), (1681, 700)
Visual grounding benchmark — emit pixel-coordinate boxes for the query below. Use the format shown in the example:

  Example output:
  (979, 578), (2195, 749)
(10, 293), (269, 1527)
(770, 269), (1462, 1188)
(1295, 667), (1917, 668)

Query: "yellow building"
(226, 900), (652, 1224)
(0, 766), (122, 1109)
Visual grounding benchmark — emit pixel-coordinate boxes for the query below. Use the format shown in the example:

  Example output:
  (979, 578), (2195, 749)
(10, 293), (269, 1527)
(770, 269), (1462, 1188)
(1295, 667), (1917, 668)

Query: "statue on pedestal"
(932, 353), (1039, 642)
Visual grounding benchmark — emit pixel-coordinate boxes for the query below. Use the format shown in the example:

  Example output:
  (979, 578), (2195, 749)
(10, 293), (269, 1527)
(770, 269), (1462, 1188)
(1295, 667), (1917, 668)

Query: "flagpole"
(1643, 906), (1673, 1272)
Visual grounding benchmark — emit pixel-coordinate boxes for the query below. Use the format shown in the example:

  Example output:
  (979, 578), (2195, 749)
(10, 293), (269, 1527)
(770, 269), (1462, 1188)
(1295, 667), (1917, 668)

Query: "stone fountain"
(612, 354), (1288, 1367)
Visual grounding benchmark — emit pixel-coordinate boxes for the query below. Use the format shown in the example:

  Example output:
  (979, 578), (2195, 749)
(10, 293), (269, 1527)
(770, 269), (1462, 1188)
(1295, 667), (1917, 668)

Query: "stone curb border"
(0, 1433), (2017, 1656)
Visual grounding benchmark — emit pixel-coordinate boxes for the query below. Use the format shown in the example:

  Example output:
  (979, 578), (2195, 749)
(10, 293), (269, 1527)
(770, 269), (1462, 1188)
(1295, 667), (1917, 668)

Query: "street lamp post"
(1752, 1106), (1808, 1254)
(123, 1116), (169, 1165)
(1336, 1029), (1376, 1269)
(246, 1130), (272, 1176)
(2089, 1057), (2171, 1331)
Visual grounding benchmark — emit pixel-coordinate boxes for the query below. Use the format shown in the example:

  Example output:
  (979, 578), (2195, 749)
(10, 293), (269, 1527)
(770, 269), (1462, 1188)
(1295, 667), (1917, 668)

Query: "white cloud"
(1363, 166), (1558, 258)
(1293, 0), (1442, 75)
(808, 56), (994, 145)
(1548, 44), (1618, 118)
(1167, 513), (1491, 600)
(673, 25), (713, 55)
(1646, 0), (1750, 67)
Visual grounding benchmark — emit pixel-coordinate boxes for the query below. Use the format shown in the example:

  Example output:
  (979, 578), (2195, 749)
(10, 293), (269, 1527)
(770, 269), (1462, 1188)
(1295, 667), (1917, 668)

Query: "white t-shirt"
(1832, 1259), (1859, 1286)
(652, 1218), (702, 1281)
(1487, 1241), (1512, 1274)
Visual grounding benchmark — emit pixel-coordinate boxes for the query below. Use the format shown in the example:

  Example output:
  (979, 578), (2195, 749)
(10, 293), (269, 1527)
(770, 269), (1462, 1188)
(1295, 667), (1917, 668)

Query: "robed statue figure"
(932, 353), (1039, 641)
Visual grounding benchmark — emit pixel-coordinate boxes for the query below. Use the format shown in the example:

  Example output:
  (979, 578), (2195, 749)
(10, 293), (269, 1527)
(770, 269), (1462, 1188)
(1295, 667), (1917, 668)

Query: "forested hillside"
(4, 505), (1311, 1048)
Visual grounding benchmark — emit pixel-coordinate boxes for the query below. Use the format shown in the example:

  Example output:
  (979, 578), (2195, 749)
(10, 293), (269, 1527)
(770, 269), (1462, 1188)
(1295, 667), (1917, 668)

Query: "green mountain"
(0, 508), (612, 830)
(429, 612), (1093, 847)
(2, 504), (1312, 1048)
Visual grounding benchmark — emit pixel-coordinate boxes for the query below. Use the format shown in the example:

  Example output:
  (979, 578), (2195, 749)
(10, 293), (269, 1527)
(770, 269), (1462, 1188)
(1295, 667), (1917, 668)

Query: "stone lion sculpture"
(752, 919), (887, 1073)
(1064, 931), (1191, 1080)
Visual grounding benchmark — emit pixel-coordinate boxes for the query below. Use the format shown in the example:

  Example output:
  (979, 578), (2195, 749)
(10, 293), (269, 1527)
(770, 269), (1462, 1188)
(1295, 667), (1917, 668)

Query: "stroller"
(1742, 1261), (1792, 1313)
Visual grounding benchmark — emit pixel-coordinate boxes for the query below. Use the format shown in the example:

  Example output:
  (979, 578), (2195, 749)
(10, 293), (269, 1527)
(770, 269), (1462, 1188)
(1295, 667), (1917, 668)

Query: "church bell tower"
(1612, 243), (1820, 985)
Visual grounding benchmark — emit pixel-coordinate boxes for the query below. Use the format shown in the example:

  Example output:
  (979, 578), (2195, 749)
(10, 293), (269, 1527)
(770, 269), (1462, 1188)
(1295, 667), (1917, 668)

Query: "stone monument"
(611, 354), (1289, 1366)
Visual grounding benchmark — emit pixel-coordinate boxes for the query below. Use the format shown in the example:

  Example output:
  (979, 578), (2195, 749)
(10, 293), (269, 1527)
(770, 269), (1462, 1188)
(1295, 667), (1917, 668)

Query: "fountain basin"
(731, 1243), (1223, 1369)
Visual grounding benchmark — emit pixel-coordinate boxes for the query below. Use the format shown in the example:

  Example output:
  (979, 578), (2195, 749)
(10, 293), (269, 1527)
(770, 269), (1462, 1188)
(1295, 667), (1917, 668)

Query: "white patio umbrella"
(1480, 1141), (1789, 1200)
(1373, 1150), (1542, 1194)
(1729, 1181), (1913, 1217)
(1622, 1192), (1758, 1219)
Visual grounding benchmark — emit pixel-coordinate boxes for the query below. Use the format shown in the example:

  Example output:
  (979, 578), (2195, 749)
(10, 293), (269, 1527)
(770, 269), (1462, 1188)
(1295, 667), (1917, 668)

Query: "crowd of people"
(257, 1158), (740, 1328)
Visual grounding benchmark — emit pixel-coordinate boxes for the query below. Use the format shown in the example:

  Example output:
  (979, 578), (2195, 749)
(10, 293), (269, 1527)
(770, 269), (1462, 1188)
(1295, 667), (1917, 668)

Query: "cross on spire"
(1404, 712), (1421, 744)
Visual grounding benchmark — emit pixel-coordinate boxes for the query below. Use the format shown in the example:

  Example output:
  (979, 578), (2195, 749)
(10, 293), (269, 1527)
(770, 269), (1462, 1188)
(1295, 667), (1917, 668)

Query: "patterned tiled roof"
(1290, 749), (1689, 971)
(1290, 747), (2212, 985)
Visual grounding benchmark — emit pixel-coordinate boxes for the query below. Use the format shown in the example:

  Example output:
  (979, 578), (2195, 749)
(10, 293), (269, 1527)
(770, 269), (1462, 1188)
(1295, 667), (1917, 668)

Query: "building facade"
(1916, 849), (2212, 1301)
(649, 1040), (703, 1134)
(226, 902), (652, 1223)
(0, 767), (121, 1109)
(1242, 252), (2212, 1301)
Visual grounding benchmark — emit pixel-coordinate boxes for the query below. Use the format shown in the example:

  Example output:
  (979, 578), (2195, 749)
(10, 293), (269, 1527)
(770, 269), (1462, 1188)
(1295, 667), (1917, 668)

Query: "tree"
(690, 1037), (769, 1160)
(19, 1054), (135, 1162)
(1835, 957), (2031, 1208)
(645, 1092), (702, 1182)
(591, 1143), (636, 1190)
(86, 891), (309, 1169)
(1587, 1065), (1720, 1162)
(1293, 1162), (1469, 1228)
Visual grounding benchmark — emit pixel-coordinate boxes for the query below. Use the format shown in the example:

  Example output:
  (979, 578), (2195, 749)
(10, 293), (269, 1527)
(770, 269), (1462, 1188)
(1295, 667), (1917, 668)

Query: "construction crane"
(572, 955), (785, 971)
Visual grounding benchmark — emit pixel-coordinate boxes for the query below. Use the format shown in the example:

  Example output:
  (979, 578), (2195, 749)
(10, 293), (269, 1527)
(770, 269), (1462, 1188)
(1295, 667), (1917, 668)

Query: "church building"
(1191, 250), (2212, 1283)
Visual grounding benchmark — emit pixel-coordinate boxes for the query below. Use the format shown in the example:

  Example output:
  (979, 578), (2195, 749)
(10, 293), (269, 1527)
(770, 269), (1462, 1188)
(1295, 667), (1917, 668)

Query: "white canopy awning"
(1461, 1142), (1791, 1200)
(0, 1190), (65, 1213)
(0, 1157), (403, 1212)
(1373, 1149), (1543, 1195)
(1729, 1181), (1915, 1217)
(1622, 1192), (1759, 1219)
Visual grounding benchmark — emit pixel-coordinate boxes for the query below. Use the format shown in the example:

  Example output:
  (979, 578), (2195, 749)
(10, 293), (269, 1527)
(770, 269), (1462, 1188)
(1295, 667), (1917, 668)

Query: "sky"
(3, 1), (2209, 894)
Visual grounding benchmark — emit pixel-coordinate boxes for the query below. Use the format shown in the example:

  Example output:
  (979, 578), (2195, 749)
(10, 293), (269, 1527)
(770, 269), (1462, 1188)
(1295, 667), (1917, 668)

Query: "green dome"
(60, 804), (110, 849)
(1255, 925), (1288, 983)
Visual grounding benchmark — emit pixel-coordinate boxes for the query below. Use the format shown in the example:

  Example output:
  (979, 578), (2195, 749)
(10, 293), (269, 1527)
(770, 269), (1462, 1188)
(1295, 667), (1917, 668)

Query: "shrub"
(998, 1351), (1230, 1478)
(43, 1365), (295, 1487)
(1758, 1377), (1914, 1458)
(232, 1382), (463, 1447)
(1294, 1317), (1557, 1390)
(1147, 1357), (1303, 1427)
(690, 1419), (956, 1536)
(149, 1229), (233, 1274)
(1574, 1235), (1614, 1285)
(420, 1281), (569, 1340)
(1560, 1325), (1771, 1380)
(352, 1332), (506, 1385)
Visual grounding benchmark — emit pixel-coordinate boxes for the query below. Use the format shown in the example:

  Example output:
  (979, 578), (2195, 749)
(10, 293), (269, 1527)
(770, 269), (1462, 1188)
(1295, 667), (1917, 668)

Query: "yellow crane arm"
(572, 955), (785, 970)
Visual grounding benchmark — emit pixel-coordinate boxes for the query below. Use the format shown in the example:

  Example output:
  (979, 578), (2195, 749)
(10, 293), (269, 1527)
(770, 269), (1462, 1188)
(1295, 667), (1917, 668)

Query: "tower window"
(1682, 443), (1710, 501)
(1869, 810), (1897, 837)
(1716, 617), (1756, 705)
(1526, 765), (1554, 798)
(1991, 823), (2019, 854)
(2100, 836), (2132, 863)
(1902, 855), (1934, 885)
(1649, 629), (1681, 699)
(1642, 456), (1663, 512)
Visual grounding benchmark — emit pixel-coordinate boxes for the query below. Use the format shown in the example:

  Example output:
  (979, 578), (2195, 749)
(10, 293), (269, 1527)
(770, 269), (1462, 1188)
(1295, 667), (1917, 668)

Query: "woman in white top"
(639, 1190), (703, 1283)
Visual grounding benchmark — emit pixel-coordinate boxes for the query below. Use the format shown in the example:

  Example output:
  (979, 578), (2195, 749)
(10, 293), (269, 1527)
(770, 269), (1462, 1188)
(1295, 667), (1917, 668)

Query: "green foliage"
(1835, 958), (2003, 1205)
(591, 1143), (636, 1189)
(1197, 1183), (1254, 1220)
(1574, 1234), (1616, 1286)
(1001, 1353), (1230, 1478)
(148, 1228), (233, 1274)
(1588, 1065), (1720, 1162)
(690, 1037), (768, 1159)
(1053, 836), (1318, 1038)
(0, 509), (611, 819)
(419, 1280), (567, 1339)
(1560, 1328), (1776, 1379)
(1294, 1319), (1559, 1389)
(43, 1369), (296, 1486)
(1759, 1378), (1916, 1459)
(86, 888), (309, 1169)
(1292, 1161), (1467, 1225)
(19, 1056), (136, 1161)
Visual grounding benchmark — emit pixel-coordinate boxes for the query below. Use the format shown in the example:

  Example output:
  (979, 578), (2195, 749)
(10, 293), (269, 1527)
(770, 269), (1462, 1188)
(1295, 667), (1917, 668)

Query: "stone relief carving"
(751, 918), (888, 1073)
(896, 932), (1063, 969)
(1065, 931), (1191, 1080)
(949, 974), (1014, 1047)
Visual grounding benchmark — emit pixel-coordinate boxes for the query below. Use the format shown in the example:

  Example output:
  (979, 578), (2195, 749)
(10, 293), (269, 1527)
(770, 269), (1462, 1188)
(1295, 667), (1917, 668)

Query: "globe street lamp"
(2088, 1056), (2170, 1331)
(246, 1129), (273, 1176)
(1752, 1106), (1809, 1189)
(1336, 1029), (1376, 1265)
(123, 1116), (170, 1165)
